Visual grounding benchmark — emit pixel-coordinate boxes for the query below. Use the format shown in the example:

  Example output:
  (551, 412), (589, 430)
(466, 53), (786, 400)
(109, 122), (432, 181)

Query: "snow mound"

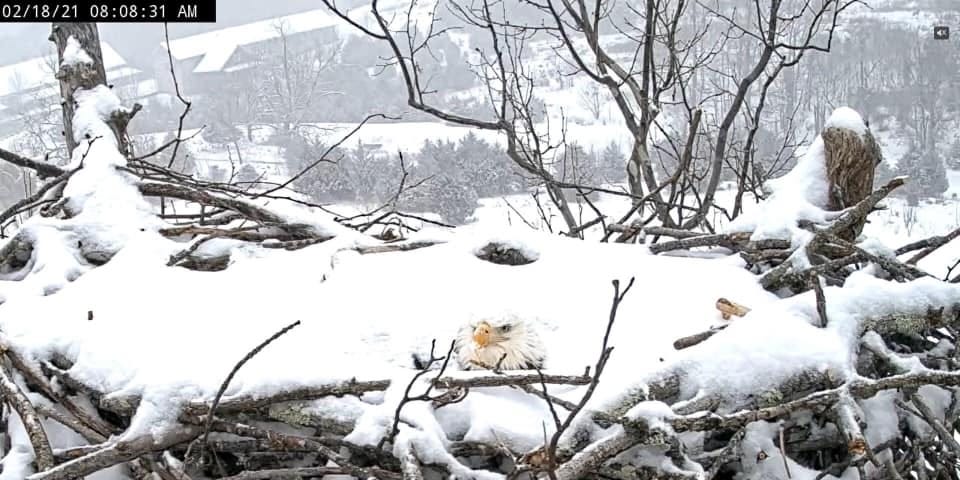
(729, 135), (832, 242)
(0, 224), (779, 447)
(11, 218), (952, 453)
(0, 81), (160, 303)
(824, 106), (867, 137)
(61, 36), (94, 67)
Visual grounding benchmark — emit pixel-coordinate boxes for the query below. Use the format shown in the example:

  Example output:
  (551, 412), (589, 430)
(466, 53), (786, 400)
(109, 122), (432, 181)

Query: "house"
(156, 0), (431, 92)
(159, 8), (352, 96)
(0, 42), (157, 136)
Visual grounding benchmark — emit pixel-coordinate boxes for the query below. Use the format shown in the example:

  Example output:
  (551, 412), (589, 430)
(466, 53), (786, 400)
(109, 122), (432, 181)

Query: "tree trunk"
(51, 22), (140, 160)
(50, 23), (109, 158)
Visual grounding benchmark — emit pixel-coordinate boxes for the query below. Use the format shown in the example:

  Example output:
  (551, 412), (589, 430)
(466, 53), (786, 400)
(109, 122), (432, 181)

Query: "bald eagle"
(454, 317), (546, 370)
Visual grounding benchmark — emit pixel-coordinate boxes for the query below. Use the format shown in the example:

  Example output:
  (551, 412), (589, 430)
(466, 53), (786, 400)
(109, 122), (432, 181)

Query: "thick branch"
(138, 182), (289, 226)
(671, 370), (960, 433)
(433, 373), (590, 389)
(27, 426), (200, 480)
(0, 362), (55, 471)
(0, 149), (66, 179)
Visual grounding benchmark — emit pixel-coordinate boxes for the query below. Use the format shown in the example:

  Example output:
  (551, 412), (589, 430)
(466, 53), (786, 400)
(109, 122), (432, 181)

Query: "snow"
(728, 106), (878, 243)
(740, 422), (837, 480)
(0, 85), (162, 305)
(845, 5), (943, 31)
(0, 394), (127, 479)
(442, 388), (555, 451)
(62, 86), (160, 242)
(291, 395), (370, 429)
(860, 390), (899, 447)
(624, 401), (675, 430)
(0, 412), (37, 479)
(3, 18), (960, 474)
(4, 96), (955, 472)
(60, 36), (93, 67)
(824, 106), (868, 137)
(861, 331), (925, 372)
(729, 135), (832, 242)
(906, 385), (952, 441)
(0, 222), (779, 448)
(164, 9), (336, 67)
(643, 283), (863, 409)
(394, 424), (502, 480)
(876, 128), (911, 169)
(825, 272), (960, 344)
(18, 208), (953, 460)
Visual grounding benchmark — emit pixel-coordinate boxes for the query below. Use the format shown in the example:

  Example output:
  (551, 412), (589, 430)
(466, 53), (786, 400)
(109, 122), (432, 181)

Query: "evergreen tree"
(237, 164), (261, 184)
(204, 120), (242, 145)
(454, 132), (523, 197)
(401, 172), (480, 225)
(873, 160), (896, 189)
(947, 138), (960, 170)
(340, 141), (398, 204)
(897, 145), (949, 198)
(598, 141), (627, 184)
(208, 165), (227, 183)
(556, 142), (594, 185)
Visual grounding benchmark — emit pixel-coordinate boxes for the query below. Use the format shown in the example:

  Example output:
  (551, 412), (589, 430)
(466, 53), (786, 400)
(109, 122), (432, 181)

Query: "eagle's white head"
(455, 315), (546, 370)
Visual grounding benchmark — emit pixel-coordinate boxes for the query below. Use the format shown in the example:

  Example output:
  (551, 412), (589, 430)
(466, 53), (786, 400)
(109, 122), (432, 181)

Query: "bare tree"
(323, 0), (594, 233)
(322, 0), (860, 235)
(258, 20), (341, 135)
(199, 22), (342, 142)
(576, 81), (603, 121)
(5, 55), (66, 164)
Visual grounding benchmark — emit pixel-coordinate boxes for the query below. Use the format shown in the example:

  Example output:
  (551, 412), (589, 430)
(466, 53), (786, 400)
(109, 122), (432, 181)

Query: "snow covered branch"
(0, 148), (66, 179)
(27, 426), (201, 480)
(0, 359), (55, 471)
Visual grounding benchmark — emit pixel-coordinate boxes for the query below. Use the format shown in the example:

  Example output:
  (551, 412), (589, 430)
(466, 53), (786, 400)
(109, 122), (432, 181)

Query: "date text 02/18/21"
(0, 1), (216, 22)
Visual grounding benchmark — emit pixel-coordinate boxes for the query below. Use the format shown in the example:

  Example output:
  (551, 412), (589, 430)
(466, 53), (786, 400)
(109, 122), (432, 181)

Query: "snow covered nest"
(5, 215), (960, 478)
(2, 225), (775, 447)
(2, 48), (960, 480)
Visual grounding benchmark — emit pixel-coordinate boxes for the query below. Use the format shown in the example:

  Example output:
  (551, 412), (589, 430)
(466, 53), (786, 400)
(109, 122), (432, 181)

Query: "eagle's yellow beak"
(473, 321), (492, 347)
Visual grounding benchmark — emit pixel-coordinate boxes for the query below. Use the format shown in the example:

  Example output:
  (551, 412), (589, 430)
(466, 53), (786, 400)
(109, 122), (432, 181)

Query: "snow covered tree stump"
(50, 23), (140, 158)
(50, 23), (107, 157)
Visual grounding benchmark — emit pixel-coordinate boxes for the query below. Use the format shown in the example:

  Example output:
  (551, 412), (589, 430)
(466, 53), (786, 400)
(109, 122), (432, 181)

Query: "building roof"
(0, 42), (136, 99)
(162, 8), (346, 74)
(160, 0), (428, 74)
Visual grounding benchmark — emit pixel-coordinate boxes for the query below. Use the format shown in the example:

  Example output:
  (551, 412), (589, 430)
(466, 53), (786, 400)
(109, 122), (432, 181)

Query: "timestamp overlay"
(0, 0), (215, 22)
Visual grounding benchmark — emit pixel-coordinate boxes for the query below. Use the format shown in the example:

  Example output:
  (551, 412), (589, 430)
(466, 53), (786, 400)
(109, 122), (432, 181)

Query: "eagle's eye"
(499, 324), (512, 333)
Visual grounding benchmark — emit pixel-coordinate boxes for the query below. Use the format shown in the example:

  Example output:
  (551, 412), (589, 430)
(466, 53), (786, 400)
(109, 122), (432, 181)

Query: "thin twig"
(547, 277), (635, 479)
(162, 23), (193, 169)
(812, 275), (828, 328)
(379, 340), (456, 450)
(201, 320), (302, 449)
